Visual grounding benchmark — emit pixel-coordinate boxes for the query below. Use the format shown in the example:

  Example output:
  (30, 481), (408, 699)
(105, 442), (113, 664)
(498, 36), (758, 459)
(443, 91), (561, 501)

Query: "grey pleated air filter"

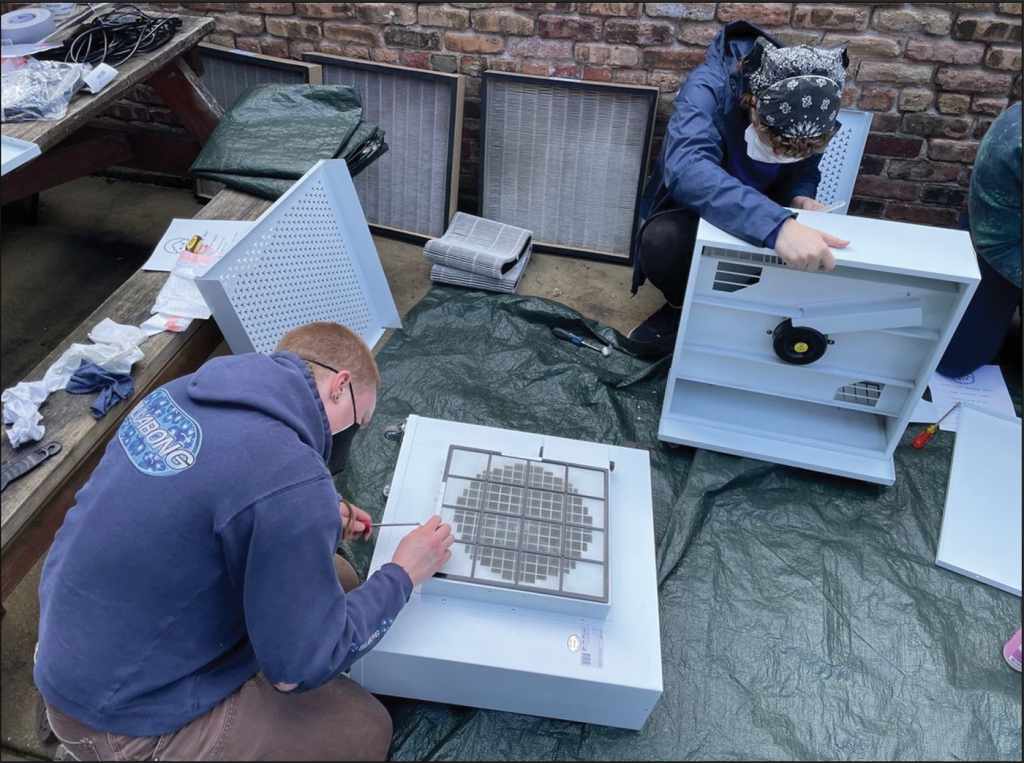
(196, 44), (322, 200)
(305, 54), (464, 240)
(480, 72), (658, 263)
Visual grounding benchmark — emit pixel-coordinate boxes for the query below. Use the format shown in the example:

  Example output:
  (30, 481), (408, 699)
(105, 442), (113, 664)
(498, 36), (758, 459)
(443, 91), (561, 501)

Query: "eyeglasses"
(299, 356), (359, 425)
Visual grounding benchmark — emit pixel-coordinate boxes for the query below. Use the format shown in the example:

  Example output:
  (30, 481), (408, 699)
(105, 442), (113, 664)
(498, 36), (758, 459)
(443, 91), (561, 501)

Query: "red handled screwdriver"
(912, 402), (961, 449)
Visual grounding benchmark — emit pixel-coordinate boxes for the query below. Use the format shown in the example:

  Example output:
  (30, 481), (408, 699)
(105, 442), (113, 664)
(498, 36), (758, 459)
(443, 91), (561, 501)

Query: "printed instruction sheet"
(143, 219), (255, 272)
(910, 365), (1017, 431)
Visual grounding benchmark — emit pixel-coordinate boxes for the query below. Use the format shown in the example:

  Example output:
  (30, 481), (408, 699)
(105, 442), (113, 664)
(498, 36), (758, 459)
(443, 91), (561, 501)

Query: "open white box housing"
(659, 211), (980, 485)
(354, 415), (662, 730)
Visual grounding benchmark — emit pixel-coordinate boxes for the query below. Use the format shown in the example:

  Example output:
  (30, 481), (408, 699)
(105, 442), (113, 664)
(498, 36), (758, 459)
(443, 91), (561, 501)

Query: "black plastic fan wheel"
(772, 319), (828, 365)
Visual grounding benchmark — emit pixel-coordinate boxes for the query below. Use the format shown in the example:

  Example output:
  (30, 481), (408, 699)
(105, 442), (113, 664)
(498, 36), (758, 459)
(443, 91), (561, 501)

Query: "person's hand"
(791, 196), (829, 211)
(339, 499), (373, 542)
(774, 218), (848, 271)
(391, 515), (453, 586)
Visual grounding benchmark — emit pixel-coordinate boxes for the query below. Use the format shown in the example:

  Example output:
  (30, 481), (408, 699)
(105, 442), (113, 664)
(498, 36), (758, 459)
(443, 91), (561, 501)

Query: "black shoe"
(628, 303), (681, 356)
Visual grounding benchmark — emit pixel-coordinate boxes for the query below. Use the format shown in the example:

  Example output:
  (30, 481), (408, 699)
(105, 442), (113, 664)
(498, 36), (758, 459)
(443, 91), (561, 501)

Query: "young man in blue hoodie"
(629, 22), (853, 355)
(35, 321), (453, 760)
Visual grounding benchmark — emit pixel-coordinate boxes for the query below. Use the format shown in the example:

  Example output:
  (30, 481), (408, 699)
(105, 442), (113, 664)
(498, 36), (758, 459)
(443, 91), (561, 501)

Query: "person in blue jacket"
(937, 102), (1021, 378)
(630, 22), (852, 354)
(35, 321), (453, 761)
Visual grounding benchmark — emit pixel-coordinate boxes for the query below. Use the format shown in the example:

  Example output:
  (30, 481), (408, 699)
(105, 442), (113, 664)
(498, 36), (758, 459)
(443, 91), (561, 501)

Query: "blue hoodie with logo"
(34, 351), (413, 737)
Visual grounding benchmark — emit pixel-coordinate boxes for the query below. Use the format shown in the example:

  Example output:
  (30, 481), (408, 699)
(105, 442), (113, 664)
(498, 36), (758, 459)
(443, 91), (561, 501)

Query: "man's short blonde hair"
(276, 322), (380, 387)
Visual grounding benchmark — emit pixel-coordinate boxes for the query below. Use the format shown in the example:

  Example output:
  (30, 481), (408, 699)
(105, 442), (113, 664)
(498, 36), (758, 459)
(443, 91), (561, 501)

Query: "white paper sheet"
(926, 366), (1017, 432)
(143, 219), (255, 272)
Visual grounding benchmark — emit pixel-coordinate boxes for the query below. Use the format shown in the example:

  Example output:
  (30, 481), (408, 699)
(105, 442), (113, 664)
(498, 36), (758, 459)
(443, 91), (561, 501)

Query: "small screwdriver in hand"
(912, 402), (961, 449)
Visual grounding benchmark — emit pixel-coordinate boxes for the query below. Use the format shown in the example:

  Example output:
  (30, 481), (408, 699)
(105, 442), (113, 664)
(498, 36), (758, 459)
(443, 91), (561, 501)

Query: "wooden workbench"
(2, 14), (221, 205)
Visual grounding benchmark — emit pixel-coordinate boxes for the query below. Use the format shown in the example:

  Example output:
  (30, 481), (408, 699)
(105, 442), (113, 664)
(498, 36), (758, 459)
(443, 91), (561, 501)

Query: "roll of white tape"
(1, 7), (55, 45)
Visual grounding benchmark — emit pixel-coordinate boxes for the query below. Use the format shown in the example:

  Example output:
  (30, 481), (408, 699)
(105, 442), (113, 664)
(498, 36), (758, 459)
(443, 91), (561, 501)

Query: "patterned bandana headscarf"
(746, 38), (848, 139)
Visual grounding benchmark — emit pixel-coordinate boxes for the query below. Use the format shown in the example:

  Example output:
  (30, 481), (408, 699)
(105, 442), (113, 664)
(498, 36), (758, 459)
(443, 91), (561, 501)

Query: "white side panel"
(815, 108), (873, 214)
(936, 406), (1022, 596)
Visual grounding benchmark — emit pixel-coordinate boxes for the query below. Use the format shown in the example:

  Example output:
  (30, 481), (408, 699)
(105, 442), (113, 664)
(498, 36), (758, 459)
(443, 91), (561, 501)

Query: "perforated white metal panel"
(480, 72), (657, 261)
(306, 54), (462, 239)
(196, 160), (400, 354)
(815, 108), (873, 214)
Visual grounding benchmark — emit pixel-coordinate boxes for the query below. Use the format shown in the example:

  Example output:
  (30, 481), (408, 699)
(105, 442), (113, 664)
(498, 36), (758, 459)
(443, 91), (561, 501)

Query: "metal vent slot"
(835, 381), (883, 407)
(713, 261), (762, 292)
(702, 246), (785, 267)
(480, 73), (657, 262)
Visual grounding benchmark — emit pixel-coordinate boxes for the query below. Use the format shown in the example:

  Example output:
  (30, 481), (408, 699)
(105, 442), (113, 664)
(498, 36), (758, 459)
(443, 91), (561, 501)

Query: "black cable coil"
(64, 5), (181, 67)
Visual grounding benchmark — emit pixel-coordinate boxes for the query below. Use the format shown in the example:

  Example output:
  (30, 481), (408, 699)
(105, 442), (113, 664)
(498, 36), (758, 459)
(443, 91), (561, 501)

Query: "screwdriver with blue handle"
(551, 327), (610, 357)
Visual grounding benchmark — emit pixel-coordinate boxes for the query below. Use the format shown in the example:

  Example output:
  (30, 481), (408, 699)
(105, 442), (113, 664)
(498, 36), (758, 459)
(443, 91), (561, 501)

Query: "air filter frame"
(478, 71), (658, 265)
(304, 53), (464, 243)
(195, 159), (400, 354)
(195, 44), (323, 200)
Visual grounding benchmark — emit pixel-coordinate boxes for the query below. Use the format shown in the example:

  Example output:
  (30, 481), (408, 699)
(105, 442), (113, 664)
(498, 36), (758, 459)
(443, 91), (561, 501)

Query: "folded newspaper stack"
(424, 213), (532, 293)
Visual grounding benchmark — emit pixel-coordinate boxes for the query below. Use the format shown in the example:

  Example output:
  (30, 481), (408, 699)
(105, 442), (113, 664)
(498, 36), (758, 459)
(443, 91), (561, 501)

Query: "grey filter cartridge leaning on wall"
(195, 159), (400, 354)
(480, 72), (658, 263)
(305, 54), (464, 241)
(195, 44), (323, 200)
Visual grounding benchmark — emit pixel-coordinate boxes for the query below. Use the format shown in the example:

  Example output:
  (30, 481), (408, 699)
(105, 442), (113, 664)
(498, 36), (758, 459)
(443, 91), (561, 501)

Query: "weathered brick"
(445, 31), (503, 53)
(952, 15), (1022, 42)
(885, 204), (959, 228)
(972, 96), (1010, 116)
(320, 42), (369, 59)
(928, 139), (979, 162)
(642, 47), (706, 70)
(974, 117), (995, 139)
(887, 159), (961, 182)
(555, 63), (582, 78)
(997, 2), (1023, 14)
(959, 166), (973, 187)
(677, 21), (721, 47)
(507, 37), (573, 58)
(873, 7), (952, 36)
(899, 89), (934, 112)
(575, 43), (639, 67)
(287, 40), (318, 58)
(583, 66), (613, 81)
(612, 68), (648, 84)
(204, 32), (236, 47)
(985, 46), (1023, 71)
(772, 30), (824, 46)
(936, 67), (1014, 93)
(604, 19), (674, 45)
(902, 113), (973, 139)
(854, 175), (921, 201)
(857, 86), (897, 111)
(418, 5), (470, 29)
(399, 50), (432, 69)
(848, 197), (885, 217)
(720, 3), (792, 26)
(872, 113), (903, 132)
(472, 9), (535, 35)
(538, 14), (601, 40)
(857, 62), (934, 85)
(649, 69), (683, 91)
(937, 93), (972, 114)
(792, 4), (868, 31)
(904, 39), (985, 64)
(355, 3), (417, 25)
(235, 36), (261, 53)
(514, 3), (571, 10)
(266, 17), (321, 39)
(858, 155), (886, 176)
(577, 3), (640, 16)
(430, 53), (458, 72)
(249, 3), (295, 14)
(323, 23), (380, 46)
(645, 3), (716, 20)
(259, 36), (289, 57)
(384, 28), (441, 49)
(371, 47), (401, 64)
(459, 55), (485, 75)
(521, 60), (553, 76)
(214, 13), (264, 35)
(823, 33), (900, 59)
(921, 186), (967, 207)
(841, 86), (858, 107)
(865, 133), (924, 157)
(294, 3), (353, 18)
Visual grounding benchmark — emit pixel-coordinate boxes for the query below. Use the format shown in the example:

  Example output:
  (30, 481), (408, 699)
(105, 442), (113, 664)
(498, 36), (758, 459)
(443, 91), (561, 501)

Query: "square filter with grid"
(437, 446), (609, 603)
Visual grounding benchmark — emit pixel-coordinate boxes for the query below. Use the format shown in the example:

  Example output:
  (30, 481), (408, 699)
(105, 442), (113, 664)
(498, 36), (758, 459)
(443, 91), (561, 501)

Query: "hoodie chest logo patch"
(118, 389), (202, 476)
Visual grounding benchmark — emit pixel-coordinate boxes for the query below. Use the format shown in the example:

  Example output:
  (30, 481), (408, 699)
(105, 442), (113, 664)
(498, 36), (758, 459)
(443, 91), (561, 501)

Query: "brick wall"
(122, 2), (1021, 227)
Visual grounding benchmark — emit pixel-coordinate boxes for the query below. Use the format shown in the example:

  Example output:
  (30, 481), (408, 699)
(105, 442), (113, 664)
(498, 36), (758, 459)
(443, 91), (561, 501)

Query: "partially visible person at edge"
(938, 101), (1022, 378)
(629, 21), (853, 355)
(34, 321), (453, 761)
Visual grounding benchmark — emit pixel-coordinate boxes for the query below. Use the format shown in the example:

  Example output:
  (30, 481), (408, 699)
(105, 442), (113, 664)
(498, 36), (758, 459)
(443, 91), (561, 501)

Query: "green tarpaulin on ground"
(337, 287), (1021, 761)
(191, 84), (387, 199)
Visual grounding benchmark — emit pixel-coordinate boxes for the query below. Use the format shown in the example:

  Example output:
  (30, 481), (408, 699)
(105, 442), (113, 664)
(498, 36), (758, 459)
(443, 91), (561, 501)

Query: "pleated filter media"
(306, 54), (463, 240)
(480, 72), (657, 262)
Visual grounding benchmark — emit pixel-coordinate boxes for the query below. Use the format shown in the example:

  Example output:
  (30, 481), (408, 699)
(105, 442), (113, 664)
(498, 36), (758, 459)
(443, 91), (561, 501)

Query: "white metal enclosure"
(659, 211), (980, 485)
(195, 160), (400, 353)
(354, 415), (663, 729)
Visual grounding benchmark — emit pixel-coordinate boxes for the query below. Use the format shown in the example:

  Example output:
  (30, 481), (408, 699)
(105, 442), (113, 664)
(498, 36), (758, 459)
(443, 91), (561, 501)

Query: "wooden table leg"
(0, 134), (134, 206)
(148, 57), (224, 144)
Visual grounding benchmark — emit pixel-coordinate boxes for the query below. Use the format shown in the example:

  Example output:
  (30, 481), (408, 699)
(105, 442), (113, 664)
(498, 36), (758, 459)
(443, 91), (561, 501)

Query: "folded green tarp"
(338, 287), (1021, 761)
(190, 84), (387, 200)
